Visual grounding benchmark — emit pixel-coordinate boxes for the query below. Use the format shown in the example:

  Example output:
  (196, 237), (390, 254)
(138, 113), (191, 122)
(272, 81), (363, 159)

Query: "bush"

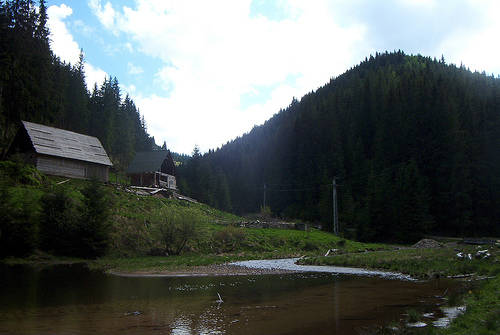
(157, 211), (200, 255)
(78, 179), (111, 258)
(406, 308), (420, 323)
(110, 216), (153, 257)
(336, 239), (346, 247)
(39, 187), (78, 255)
(260, 205), (272, 218)
(213, 226), (246, 252)
(39, 179), (111, 258)
(0, 160), (44, 186)
(0, 182), (39, 257)
(303, 240), (319, 251)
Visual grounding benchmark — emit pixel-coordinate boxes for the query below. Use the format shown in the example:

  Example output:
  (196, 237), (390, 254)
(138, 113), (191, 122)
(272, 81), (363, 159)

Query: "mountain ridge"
(178, 51), (500, 242)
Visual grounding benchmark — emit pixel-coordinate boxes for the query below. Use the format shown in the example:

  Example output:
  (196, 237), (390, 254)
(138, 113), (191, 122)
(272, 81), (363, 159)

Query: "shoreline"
(108, 263), (299, 277)
(107, 258), (413, 280)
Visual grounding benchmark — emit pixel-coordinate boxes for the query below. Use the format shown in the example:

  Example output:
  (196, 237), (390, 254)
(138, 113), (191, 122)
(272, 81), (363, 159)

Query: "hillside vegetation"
(0, 161), (384, 259)
(178, 52), (500, 242)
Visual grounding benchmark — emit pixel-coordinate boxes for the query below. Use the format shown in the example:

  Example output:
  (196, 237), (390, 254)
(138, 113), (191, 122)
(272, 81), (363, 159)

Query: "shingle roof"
(127, 150), (170, 173)
(22, 121), (112, 166)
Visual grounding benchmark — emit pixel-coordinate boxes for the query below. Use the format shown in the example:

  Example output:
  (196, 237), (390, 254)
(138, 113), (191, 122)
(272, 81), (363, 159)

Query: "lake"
(0, 262), (455, 334)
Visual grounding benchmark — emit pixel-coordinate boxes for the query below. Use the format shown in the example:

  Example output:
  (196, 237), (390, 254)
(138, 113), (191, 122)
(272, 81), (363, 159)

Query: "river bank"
(109, 262), (297, 277)
(109, 258), (413, 280)
(301, 243), (500, 334)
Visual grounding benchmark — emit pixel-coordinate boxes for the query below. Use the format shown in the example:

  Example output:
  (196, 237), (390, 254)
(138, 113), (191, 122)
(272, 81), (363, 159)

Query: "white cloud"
(88, 0), (500, 153)
(125, 42), (134, 53)
(85, 62), (107, 90)
(48, 4), (107, 90)
(127, 62), (144, 75)
(120, 83), (137, 96)
(73, 19), (94, 37)
(90, 0), (365, 153)
(400, 0), (436, 7)
(89, 0), (117, 31)
(47, 4), (80, 65)
(438, 0), (500, 75)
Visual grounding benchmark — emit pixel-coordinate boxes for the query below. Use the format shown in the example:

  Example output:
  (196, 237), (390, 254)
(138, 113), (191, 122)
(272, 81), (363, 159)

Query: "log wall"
(37, 154), (109, 182)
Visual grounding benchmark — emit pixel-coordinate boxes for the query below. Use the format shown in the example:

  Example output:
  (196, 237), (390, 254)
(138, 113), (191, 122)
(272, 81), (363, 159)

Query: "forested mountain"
(2, 1), (499, 243)
(178, 52), (500, 242)
(0, 0), (156, 169)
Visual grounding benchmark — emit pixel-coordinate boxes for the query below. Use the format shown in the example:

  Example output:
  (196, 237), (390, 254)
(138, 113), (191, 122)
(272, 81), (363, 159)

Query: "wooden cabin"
(8, 121), (113, 182)
(127, 150), (177, 189)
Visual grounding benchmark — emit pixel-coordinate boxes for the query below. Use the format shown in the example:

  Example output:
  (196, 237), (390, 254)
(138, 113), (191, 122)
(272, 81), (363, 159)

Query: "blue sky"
(46, 0), (500, 154)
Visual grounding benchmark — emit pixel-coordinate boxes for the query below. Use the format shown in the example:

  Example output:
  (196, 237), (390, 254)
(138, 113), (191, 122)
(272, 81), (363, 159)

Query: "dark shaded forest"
(178, 52), (500, 242)
(0, 0), (156, 169)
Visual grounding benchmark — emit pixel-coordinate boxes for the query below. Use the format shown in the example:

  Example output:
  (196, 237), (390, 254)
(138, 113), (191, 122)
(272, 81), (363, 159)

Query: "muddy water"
(0, 263), (455, 335)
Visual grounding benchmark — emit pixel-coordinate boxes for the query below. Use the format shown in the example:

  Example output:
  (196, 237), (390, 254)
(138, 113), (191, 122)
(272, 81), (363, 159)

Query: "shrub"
(157, 211), (200, 255)
(0, 160), (44, 186)
(303, 240), (319, 251)
(39, 187), (79, 255)
(0, 182), (39, 257)
(77, 179), (112, 258)
(110, 216), (153, 257)
(213, 226), (246, 252)
(270, 235), (286, 247)
(260, 205), (272, 218)
(406, 309), (420, 323)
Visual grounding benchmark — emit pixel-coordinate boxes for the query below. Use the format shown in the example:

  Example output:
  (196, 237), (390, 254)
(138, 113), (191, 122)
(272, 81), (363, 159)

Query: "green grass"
(108, 171), (130, 185)
(90, 254), (243, 272)
(437, 276), (500, 335)
(241, 228), (386, 253)
(301, 247), (500, 279)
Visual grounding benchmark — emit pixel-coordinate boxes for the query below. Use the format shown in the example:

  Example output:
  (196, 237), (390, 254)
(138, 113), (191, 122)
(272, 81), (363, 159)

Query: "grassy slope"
(98, 179), (388, 271)
(2, 174), (389, 270)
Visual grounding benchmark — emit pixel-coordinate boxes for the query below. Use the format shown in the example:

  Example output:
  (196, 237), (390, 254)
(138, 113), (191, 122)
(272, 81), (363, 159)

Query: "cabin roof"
(21, 121), (113, 166)
(127, 150), (172, 174)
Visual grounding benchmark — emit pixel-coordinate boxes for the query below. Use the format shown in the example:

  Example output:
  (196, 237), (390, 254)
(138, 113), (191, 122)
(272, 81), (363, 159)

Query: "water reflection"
(0, 264), (455, 334)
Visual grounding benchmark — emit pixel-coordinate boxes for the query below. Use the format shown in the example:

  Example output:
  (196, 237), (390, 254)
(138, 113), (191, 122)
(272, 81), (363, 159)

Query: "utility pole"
(332, 177), (339, 235)
(263, 183), (267, 208)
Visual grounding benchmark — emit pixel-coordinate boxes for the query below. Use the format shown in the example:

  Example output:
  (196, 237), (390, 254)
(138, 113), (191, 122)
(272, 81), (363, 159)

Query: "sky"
(45, 0), (500, 154)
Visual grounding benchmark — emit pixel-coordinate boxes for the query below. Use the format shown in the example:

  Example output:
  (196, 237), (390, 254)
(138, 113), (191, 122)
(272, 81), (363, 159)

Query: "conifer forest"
(2, 0), (500, 243)
(177, 53), (500, 242)
(0, 0), (156, 171)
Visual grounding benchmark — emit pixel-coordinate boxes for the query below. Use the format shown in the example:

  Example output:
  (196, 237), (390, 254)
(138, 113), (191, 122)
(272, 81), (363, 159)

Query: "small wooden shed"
(127, 150), (177, 189)
(8, 121), (112, 182)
